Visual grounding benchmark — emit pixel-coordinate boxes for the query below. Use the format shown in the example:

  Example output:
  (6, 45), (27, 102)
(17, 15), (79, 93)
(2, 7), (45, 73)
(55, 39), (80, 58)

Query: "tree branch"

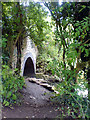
(14, 29), (22, 46)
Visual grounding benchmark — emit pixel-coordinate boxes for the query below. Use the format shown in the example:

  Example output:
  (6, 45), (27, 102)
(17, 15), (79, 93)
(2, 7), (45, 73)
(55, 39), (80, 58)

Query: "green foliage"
(2, 37), (7, 48)
(2, 2), (50, 67)
(2, 37), (9, 64)
(55, 79), (89, 118)
(1, 65), (25, 106)
(43, 2), (90, 119)
(26, 2), (50, 49)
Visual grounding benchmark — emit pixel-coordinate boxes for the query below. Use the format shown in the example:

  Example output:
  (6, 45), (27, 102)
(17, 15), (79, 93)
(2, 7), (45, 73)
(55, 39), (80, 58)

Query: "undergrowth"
(1, 65), (25, 107)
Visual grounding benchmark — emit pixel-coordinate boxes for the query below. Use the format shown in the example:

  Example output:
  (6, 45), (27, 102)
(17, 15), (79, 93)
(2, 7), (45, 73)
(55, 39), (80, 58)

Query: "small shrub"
(55, 79), (89, 119)
(1, 65), (25, 106)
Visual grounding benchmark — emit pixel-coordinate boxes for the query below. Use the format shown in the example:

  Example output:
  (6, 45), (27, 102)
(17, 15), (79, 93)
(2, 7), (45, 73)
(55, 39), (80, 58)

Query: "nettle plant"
(1, 65), (25, 106)
(48, 17), (90, 118)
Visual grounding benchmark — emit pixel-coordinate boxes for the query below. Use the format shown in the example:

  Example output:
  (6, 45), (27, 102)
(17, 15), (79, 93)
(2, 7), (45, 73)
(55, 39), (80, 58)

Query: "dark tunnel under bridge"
(23, 57), (35, 77)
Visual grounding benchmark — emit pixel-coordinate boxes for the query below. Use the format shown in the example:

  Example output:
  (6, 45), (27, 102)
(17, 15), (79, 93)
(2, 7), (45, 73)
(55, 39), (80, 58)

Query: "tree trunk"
(16, 2), (23, 74)
(7, 39), (14, 68)
(16, 36), (22, 72)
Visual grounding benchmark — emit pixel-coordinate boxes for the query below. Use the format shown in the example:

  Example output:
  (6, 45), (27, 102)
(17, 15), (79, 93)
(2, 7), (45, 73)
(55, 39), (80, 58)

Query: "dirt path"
(22, 79), (53, 106)
(2, 105), (60, 119)
(2, 78), (61, 119)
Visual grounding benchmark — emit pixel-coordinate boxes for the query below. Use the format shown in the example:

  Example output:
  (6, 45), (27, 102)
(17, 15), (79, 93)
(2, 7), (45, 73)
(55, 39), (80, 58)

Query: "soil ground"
(2, 78), (62, 119)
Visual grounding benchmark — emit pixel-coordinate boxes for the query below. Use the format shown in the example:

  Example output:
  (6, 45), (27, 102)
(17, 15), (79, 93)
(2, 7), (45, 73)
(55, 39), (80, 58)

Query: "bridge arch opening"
(23, 57), (35, 77)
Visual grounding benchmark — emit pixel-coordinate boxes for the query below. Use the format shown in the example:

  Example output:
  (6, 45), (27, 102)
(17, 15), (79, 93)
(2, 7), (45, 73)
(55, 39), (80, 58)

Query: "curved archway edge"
(20, 52), (36, 76)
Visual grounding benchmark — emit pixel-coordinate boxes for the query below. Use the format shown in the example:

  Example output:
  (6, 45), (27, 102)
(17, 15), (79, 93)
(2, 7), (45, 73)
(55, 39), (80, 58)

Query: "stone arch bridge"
(12, 37), (38, 77)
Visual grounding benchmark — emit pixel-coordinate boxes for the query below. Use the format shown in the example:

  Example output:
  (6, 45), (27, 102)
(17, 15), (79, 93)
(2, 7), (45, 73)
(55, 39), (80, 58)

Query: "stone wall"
(12, 36), (38, 76)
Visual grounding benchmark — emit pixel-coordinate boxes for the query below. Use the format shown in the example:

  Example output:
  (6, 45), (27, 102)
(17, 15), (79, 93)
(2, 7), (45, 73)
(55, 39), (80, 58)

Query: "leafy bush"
(1, 65), (25, 106)
(55, 79), (89, 119)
